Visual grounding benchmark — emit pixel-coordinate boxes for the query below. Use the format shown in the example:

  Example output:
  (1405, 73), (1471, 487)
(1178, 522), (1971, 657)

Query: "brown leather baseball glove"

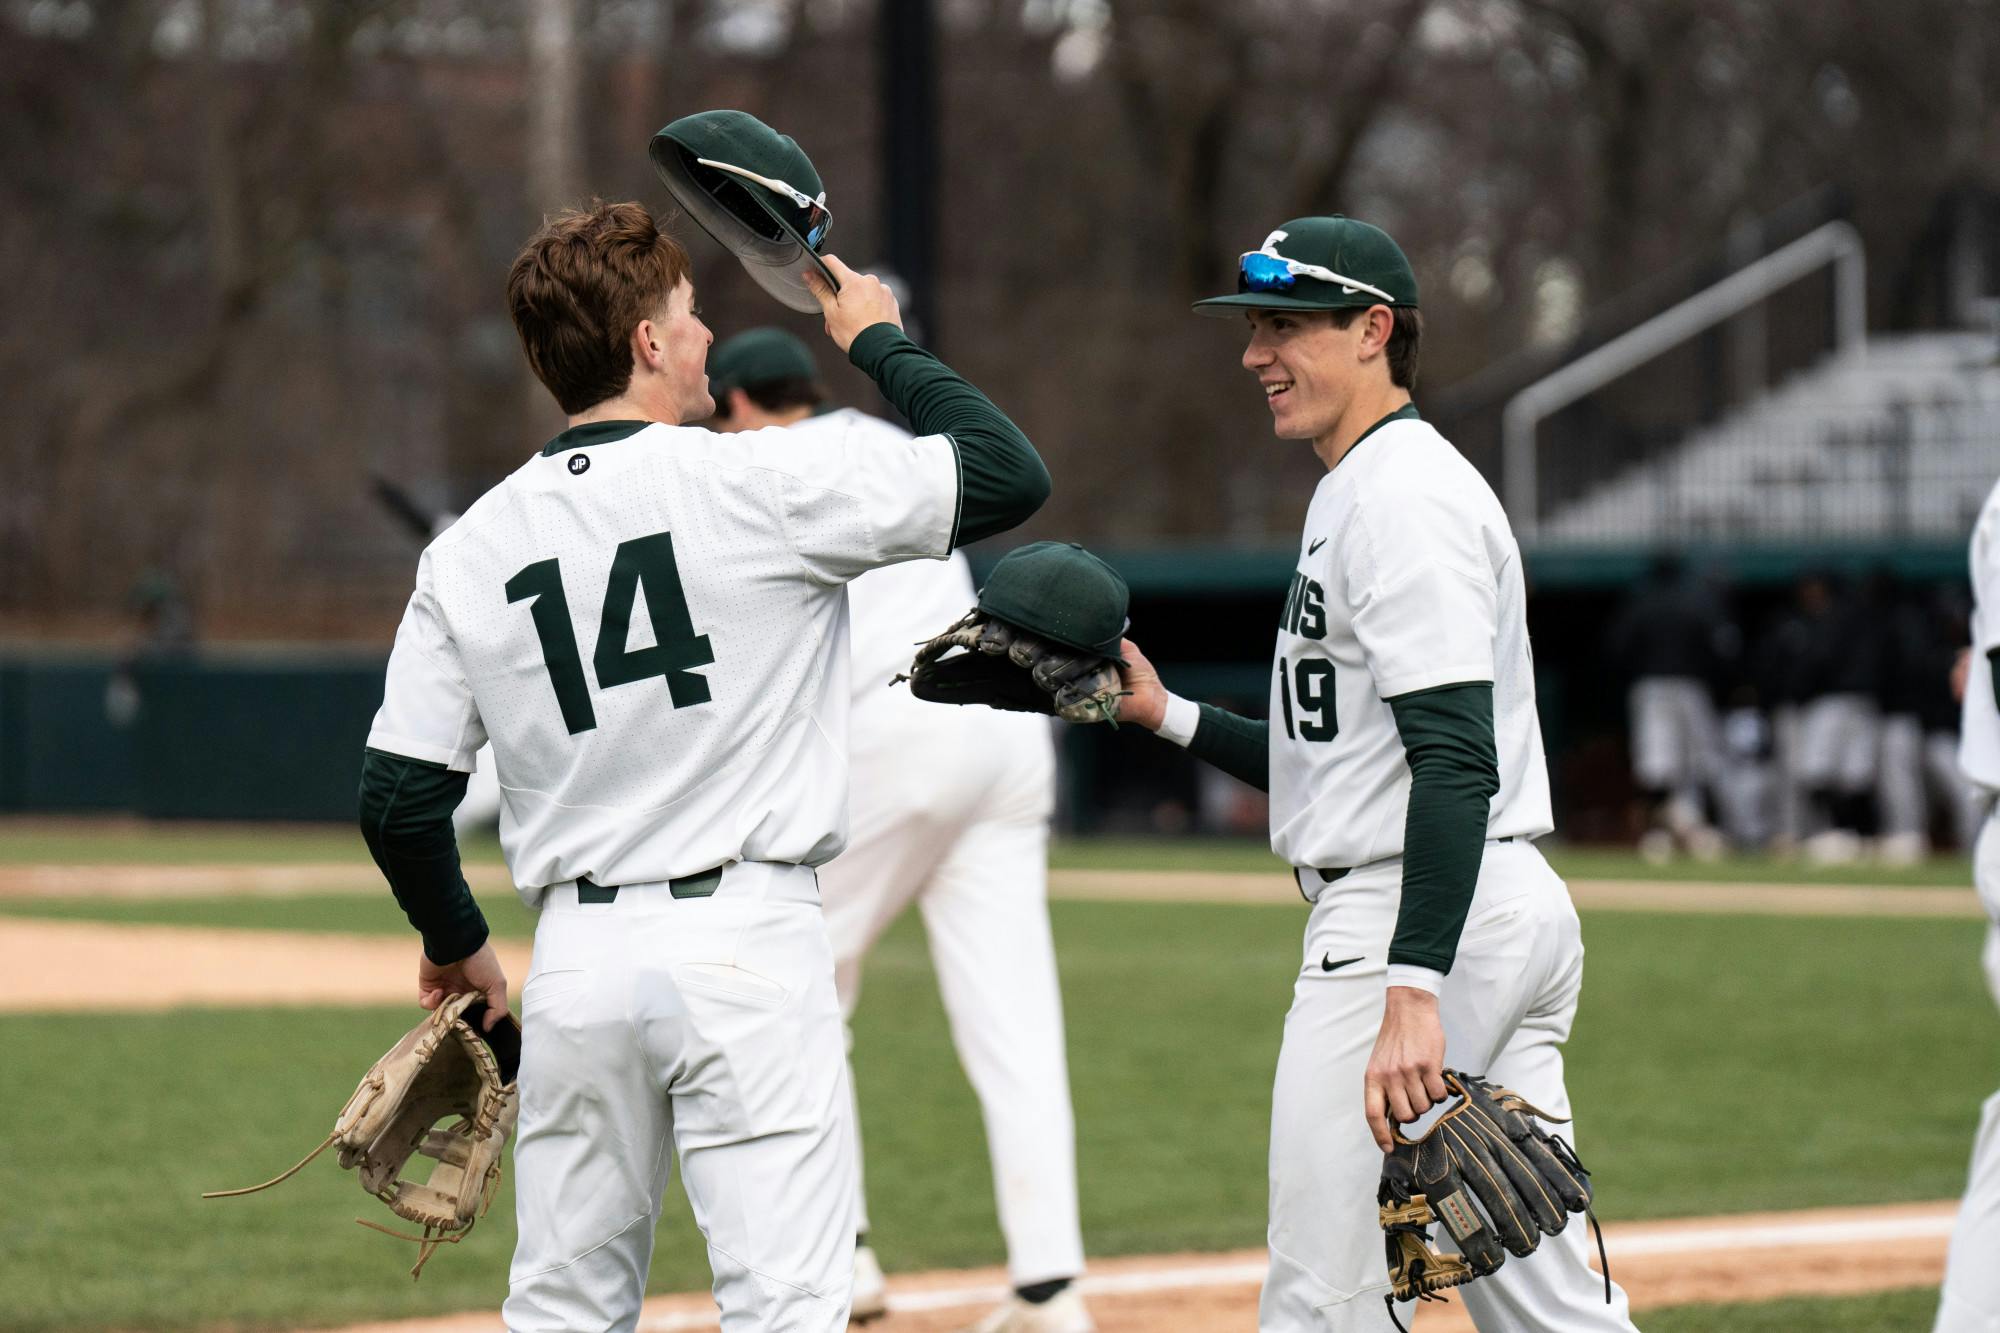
(204, 992), (522, 1277)
(1377, 1070), (1610, 1330)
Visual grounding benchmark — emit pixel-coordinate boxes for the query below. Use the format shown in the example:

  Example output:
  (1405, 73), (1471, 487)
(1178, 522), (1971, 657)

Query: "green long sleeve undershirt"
(1387, 683), (1500, 973)
(848, 324), (1051, 547)
(1174, 683), (1499, 973)
(357, 747), (488, 965)
(1190, 703), (1271, 791)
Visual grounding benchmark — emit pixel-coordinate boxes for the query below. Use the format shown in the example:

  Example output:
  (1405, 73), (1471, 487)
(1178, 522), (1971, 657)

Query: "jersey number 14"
(506, 530), (714, 735)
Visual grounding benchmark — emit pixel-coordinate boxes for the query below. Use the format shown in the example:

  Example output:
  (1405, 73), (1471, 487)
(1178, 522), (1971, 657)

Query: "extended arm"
(805, 257), (1050, 547)
(1116, 637), (1270, 791)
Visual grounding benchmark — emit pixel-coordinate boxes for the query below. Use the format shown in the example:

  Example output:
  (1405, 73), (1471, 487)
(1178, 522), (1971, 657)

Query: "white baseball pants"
(1628, 676), (1720, 795)
(503, 863), (856, 1333)
(1797, 693), (1880, 794)
(1259, 840), (1637, 1332)
(819, 714), (1085, 1287)
(1935, 802), (2000, 1332)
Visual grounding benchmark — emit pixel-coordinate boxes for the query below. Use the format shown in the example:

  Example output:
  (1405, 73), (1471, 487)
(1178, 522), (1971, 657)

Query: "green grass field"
(0, 826), (1986, 1329)
(0, 820), (1974, 886)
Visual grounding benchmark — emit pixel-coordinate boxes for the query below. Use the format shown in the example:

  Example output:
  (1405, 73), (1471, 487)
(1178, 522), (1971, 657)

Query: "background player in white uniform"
(1109, 217), (1636, 1331)
(707, 327), (1090, 1333)
(1934, 475), (2000, 1331)
(356, 184), (1051, 1329)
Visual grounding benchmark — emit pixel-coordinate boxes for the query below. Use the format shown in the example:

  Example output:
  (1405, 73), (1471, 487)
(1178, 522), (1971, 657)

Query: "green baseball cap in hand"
(1194, 216), (1419, 316)
(650, 110), (836, 313)
(977, 541), (1131, 658)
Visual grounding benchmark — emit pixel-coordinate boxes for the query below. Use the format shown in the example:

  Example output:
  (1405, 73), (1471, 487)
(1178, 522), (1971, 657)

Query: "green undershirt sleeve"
(1386, 683), (1500, 974)
(1988, 647), (1999, 713)
(1187, 703), (1271, 793)
(848, 323), (1051, 547)
(358, 747), (488, 966)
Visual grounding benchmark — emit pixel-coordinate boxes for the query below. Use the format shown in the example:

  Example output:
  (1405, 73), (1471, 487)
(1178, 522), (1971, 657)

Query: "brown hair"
(505, 201), (692, 415)
(1330, 305), (1423, 390)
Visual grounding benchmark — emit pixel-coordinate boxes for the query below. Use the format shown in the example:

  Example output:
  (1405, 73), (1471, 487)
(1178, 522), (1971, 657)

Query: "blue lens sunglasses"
(1239, 233), (1395, 302)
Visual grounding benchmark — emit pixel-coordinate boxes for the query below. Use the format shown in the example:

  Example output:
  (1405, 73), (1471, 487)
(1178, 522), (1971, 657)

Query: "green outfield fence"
(0, 537), (1969, 825)
(0, 650), (383, 819)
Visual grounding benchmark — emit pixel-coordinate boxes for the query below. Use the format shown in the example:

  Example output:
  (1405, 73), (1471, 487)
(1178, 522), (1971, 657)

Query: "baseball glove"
(1376, 1070), (1609, 1330)
(897, 608), (1129, 725)
(203, 992), (522, 1278)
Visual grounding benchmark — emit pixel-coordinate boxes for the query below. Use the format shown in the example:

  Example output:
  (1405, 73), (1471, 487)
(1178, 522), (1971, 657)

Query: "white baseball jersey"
(848, 546), (977, 723)
(1961, 476), (2000, 793)
(1269, 411), (1552, 872)
(366, 416), (957, 897)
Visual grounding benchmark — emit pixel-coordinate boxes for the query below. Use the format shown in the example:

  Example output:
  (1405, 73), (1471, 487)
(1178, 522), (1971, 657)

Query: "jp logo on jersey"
(568, 454), (590, 475)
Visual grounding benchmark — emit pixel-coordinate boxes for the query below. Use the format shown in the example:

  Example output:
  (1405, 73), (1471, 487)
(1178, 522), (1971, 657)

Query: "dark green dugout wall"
(0, 653), (384, 820)
(0, 537), (1968, 825)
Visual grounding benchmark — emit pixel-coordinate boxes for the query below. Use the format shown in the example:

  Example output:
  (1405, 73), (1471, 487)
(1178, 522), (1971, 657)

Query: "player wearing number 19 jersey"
(356, 197), (1048, 1332)
(1114, 216), (1634, 1332)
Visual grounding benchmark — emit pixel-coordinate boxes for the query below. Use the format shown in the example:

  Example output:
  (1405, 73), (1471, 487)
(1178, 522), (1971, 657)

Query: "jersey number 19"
(506, 530), (714, 735)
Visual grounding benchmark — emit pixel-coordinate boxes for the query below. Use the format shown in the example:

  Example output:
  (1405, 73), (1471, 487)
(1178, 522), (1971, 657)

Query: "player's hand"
(418, 941), (511, 1032)
(803, 255), (902, 352)
(1364, 987), (1449, 1152)
(1116, 637), (1169, 731)
(1953, 646), (1971, 703)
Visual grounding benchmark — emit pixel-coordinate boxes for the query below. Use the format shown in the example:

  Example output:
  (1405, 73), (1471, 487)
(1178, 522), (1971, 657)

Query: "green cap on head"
(1193, 216), (1419, 317)
(709, 327), (820, 397)
(977, 542), (1130, 657)
(650, 109), (835, 314)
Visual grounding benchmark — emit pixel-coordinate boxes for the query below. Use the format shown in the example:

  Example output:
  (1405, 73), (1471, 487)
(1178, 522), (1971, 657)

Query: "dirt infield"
(322, 1203), (1954, 1332)
(0, 861), (1983, 917)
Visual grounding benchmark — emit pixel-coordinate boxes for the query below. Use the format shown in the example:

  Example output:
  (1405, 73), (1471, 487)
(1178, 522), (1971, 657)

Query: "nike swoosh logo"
(1321, 953), (1364, 972)
(1308, 537), (1327, 555)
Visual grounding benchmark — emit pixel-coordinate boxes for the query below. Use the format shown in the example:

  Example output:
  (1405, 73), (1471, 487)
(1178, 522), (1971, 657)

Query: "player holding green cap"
(1111, 217), (1639, 1331)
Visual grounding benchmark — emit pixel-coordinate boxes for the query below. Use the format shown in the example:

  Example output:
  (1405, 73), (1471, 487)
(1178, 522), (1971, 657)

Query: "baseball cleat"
(850, 1244), (888, 1324)
(954, 1287), (1094, 1333)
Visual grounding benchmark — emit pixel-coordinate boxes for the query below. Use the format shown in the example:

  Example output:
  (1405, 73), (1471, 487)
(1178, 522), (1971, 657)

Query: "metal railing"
(1502, 221), (1869, 539)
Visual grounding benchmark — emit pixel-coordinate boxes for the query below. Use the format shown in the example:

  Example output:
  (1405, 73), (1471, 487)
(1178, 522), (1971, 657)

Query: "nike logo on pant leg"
(1321, 953), (1364, 972)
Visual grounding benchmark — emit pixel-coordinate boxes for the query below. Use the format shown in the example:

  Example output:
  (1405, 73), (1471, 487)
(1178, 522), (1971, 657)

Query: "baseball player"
(354, 168), (1052, 1333)
(1934, 475), (2000, 1331)
(707, 327), (1091, 1333)
(1110, 217), (1637, 1331)
(1605, 554), (1732, 861)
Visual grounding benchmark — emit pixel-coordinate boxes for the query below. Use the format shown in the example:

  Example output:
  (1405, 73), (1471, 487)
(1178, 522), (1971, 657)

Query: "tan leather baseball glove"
(204, 992), (522, 1277)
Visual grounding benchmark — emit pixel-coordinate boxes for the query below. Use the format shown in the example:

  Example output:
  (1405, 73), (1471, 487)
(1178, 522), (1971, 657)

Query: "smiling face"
(1239, 303), (1408, 466)
(1240, 307), (1367, 441)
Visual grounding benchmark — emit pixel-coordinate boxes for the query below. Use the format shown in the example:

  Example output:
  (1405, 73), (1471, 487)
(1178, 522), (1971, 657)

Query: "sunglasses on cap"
(1239, 233), (1395, 303)
(695, 157), (832, 250)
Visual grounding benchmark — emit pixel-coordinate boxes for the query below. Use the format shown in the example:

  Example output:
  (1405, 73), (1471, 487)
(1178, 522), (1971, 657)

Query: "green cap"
(649, 110), (835, 314)
(1193, 216), (1419, 317)
(709, 327), (821, 397)
(977, 542), (1130, 657)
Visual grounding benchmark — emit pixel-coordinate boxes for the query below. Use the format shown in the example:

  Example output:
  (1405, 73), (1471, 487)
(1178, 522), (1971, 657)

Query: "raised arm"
(806, 257), (1051, 546)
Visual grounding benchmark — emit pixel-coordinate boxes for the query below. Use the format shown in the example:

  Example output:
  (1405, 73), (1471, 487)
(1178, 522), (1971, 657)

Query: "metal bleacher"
(1538, 330), (2000, 545)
